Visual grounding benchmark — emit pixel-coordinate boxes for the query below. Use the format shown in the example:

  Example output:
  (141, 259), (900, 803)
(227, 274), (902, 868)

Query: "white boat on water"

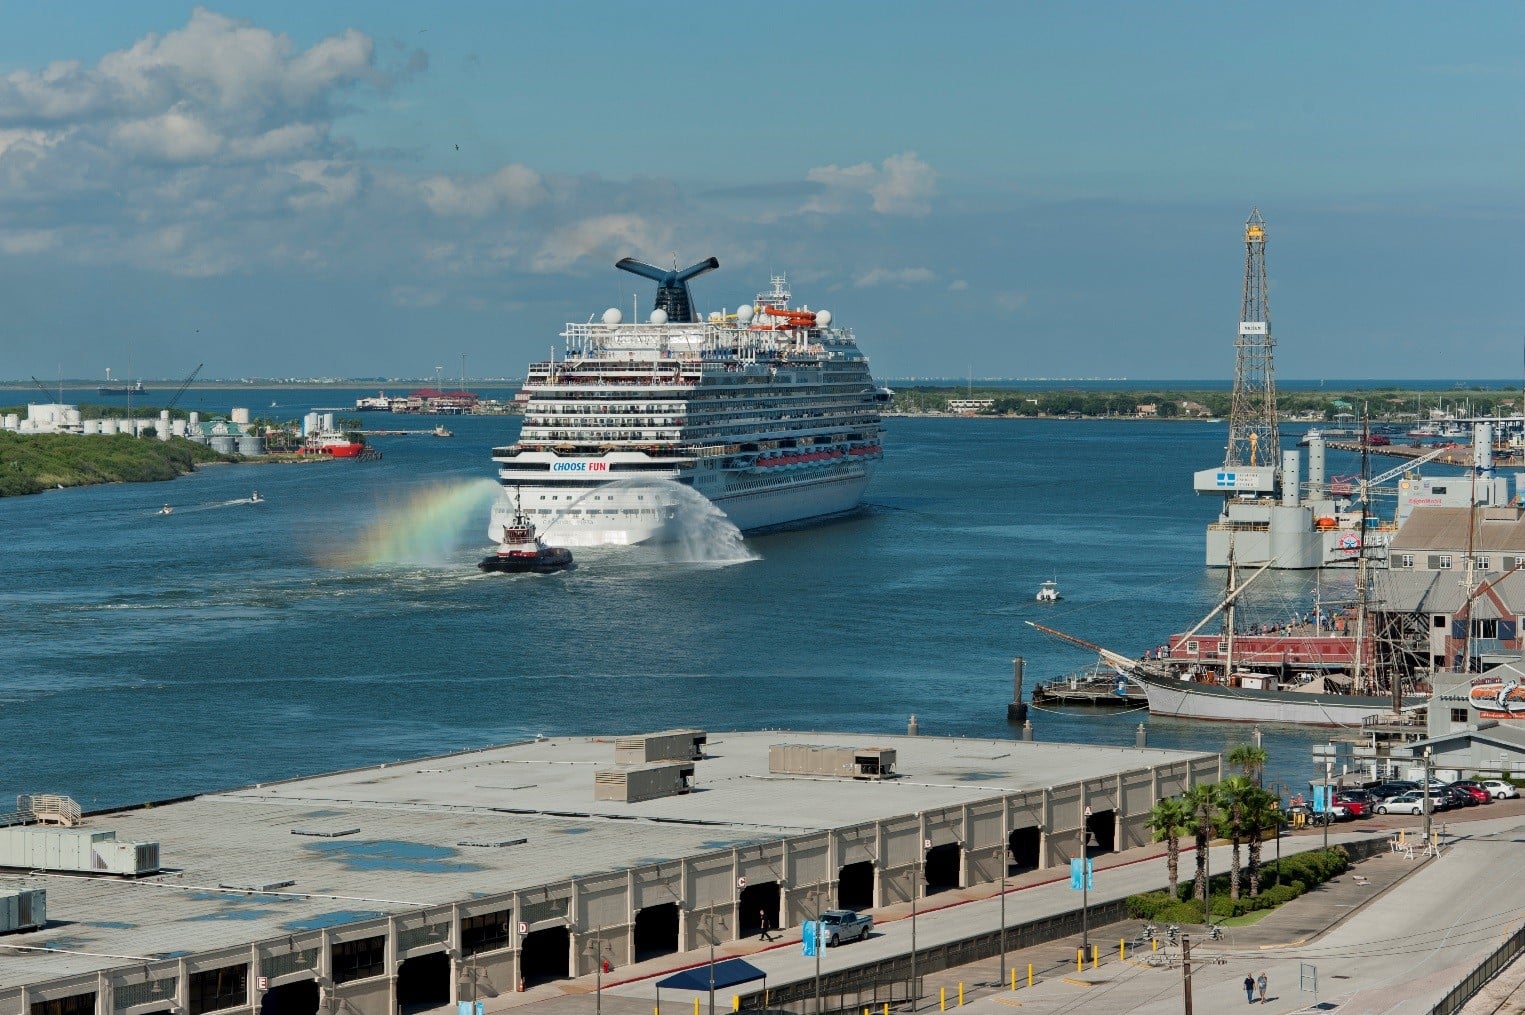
(1035, 580), (1060, 603)
(488, 259), (887, 547)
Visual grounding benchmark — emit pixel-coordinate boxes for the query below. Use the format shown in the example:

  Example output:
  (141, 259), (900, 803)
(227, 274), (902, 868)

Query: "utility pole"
(1424, 747), (1434, 847)
(1181, 934), (1194, 1015)
(1079, 806), (1093, 953)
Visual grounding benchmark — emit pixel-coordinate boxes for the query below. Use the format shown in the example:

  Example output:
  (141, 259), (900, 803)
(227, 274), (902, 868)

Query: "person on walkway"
(1257, 972), (1268, 1003)
(1244, 973), (1256, 1004)
(758, 909), (774, 942)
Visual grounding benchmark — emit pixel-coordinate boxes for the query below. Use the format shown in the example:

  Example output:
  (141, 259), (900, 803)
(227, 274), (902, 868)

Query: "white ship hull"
(1136, 673), (1417, 727)
(494, 464), (874, 548)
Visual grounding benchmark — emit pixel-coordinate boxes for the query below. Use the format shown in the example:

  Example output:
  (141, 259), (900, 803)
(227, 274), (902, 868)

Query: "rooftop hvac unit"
(768, 745), (897, 780)
(0, 827), (161, 876)
(0, 889), (45, 933)
(612, 729), (707, 765)
(593, 761), (696, 803)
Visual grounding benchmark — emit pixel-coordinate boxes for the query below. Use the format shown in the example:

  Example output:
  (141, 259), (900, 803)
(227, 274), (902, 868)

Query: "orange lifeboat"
(750, 304), (818, 330)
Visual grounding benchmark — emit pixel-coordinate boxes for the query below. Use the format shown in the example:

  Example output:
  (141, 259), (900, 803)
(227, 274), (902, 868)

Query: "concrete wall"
(0, 756), (1216, 1015)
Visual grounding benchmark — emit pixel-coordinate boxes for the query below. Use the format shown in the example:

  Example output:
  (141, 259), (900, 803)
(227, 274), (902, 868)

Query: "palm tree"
(1185, 782), (1223, 912)
(1227, 743), (1269, 787)
(1146, 796), (1193, 898)
(1219, 776), (1256, 900)
(1242, 787), (1281, 897)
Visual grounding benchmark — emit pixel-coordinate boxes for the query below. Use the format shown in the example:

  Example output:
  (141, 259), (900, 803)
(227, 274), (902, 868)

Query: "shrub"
(1127, 892), (1174, 919)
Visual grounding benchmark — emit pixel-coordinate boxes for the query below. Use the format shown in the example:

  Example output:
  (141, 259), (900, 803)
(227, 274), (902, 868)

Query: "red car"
(1449, 781), (1492, 805)
(1333, 794), (1369, 818)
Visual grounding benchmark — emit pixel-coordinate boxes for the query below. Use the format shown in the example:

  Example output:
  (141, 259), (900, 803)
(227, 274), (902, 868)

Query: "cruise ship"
(488, 257), (888, 546)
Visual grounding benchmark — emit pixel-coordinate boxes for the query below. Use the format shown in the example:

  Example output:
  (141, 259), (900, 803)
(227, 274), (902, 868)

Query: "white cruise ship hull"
(495, 464), (875, 548)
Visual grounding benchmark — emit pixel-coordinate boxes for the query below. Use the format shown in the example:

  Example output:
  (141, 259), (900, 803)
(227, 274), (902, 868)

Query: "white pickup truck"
(819, 909), (873, 946)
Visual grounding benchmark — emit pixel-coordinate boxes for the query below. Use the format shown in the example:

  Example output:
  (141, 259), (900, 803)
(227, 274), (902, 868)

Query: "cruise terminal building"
(0, 731), (1219, 1015)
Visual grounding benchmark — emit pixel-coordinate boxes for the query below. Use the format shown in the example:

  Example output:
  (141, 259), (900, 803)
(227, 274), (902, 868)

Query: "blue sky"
(0, 3), (1521, 382)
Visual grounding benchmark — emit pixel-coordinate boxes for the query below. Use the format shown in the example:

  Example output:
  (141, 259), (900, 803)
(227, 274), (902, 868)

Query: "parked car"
(1438, 785), (1474, 809)
(1448, 781), (1492, 805)
(1370, 782), (1418, 802)
(1481, 780), (1520, 799)
(818, 909), (873, 946)
(1288, 800), (1350, 824)
(1333, 793), (1369, 818)
(1375, 791), (1431, 816)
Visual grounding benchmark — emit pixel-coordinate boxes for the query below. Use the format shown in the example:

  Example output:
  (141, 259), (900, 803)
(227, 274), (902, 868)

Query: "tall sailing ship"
(488, 258), (888, 546)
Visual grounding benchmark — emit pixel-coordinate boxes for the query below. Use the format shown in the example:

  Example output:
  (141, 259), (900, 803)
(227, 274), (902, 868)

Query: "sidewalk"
(500, 801), (1525, 1014)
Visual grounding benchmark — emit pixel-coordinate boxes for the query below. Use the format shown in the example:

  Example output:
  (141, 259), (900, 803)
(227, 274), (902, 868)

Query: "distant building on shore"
(948, 398), (995, 415)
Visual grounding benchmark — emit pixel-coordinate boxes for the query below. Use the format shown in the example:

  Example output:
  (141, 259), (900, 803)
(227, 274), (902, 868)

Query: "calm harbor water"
(2, 390), (1389, 810)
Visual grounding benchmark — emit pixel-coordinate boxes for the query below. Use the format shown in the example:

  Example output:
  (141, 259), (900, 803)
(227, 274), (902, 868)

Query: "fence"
(736, 898), (1132, 1011)
(1428, 921), (1525, 1015)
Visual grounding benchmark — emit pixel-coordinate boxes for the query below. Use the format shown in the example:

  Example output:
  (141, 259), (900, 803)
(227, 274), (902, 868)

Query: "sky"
(0, 2), (1521, 382)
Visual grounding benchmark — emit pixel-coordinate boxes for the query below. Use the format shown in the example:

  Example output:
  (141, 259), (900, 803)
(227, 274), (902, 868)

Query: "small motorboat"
(158, 504), (174, 515)
(250, 491), (263, 504)
(479, 492), (573, 574)
(1035, 579), (1061, 603)
(432, 425), (453, 438)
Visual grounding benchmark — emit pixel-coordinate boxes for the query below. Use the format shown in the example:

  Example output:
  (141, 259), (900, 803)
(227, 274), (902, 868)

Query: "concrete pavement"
(491, 799), (1525, 1014)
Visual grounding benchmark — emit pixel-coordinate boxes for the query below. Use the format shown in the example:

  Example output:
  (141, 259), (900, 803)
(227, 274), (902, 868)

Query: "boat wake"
(543, 477), (757, 566)
(323, 479), (501, 567)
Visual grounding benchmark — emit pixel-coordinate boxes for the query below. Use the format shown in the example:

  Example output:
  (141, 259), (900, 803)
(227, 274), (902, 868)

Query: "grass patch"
(1220, 908), (1274, 927)
(0, 432), (229, 496)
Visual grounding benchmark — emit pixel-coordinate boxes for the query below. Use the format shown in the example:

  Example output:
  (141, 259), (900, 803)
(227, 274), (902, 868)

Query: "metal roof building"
(0, 731), (1218, 1015)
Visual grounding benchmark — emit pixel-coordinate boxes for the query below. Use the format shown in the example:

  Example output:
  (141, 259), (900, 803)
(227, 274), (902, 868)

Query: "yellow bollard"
(884, 1005), (890, 1015)
(1011, 967), (1017, 991)
(1120, 937), (1126, 962)
(1092, 944), (1099, 969)
(958, 983), (964, 1006)
(732, 998), (739, 1013)
(1152, 937), (1158, 952)
(693, 998), (699, 1015)
(939, 986), (947, 1011)
(1076, 947), (1083, 972)
(1028, 963), (1034, 988)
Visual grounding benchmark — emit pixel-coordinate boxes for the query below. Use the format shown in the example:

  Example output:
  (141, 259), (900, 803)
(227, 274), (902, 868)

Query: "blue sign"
(1069, 858), (1093, 890)
(1216, 471), (1237, 488)
(802, 920), (821, 956)
(1312, 786), (1327, 813)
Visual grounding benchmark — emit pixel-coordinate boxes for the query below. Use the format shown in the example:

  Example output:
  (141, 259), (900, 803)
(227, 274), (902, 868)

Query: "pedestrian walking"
(1257, 972), (1268, 1003)
(758, 909), (773, 942)
(1244, 973), (1255, 1004)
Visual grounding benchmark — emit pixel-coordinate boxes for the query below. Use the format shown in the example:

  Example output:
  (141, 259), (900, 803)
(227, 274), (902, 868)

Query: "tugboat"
(1035, 579), (1061, 603)
(479, 491), (574, 574)
(432, 424), (453, 438)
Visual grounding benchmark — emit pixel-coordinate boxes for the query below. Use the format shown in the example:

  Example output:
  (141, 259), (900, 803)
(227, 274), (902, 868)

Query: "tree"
(1227, 743), (1269, 786)
(1241, 787), (1281, 897)
(1146, 796), (1193, 899)
(1185, 782), (1223, 912)
(1219, 776), (1256, 901)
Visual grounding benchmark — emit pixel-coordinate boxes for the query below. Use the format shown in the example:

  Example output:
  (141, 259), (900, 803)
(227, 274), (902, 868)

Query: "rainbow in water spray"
(326, 479), (502, 567)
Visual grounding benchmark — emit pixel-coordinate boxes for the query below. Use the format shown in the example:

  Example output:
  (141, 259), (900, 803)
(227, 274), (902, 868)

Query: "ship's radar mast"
(1225, 209), (1280, 472)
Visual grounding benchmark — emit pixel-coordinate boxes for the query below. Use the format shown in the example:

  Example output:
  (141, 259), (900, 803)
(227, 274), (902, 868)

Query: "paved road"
(496, 807), (1525, 1014)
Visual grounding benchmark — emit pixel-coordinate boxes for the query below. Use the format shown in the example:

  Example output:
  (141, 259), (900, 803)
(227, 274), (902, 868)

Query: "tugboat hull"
(478, 549), (574, 574)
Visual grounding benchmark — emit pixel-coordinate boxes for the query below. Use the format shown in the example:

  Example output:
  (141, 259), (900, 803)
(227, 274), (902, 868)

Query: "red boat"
(480, 493), (574, 574)
(302, 431), (366, 458)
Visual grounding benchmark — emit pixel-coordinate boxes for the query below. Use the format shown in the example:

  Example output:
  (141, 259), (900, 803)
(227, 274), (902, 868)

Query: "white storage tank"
(321, 412), (335, 432)
(65, 408), (81, 426)
(231, 407), (251, 425)
(237, 435), (266, 456)
(3, 414), (17, 430)
(99, 419), (119, 435)
(210, 435), (238, 455)
(303, 412), (320, 436)
(159, 411), (172, 441)
(171, 419), (187, 437)
(189, 411), (201, 429)
(82, 420), (101, 435)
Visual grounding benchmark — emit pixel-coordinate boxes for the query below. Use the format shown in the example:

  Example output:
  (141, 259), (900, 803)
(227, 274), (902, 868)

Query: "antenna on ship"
(614, 256), (719, 323)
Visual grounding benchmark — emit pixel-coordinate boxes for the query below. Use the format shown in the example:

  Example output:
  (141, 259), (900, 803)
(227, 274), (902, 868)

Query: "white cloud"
(854, 267), (935, 288)
(419, 163), (545, 217)
(0, 229), (59, 254)
(805, 151), (937, 216)
(532, 214), (664, 273)
(948, 279), (969, 291)
(112, 107), (223, 162)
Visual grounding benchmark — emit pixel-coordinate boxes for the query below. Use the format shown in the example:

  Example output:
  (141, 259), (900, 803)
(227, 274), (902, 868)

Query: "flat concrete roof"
(0, 731), (1212, 985)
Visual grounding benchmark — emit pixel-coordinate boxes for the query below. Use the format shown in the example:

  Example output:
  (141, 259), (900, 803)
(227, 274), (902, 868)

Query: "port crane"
(1325, 442), (1463, 505)
(164, 363), (203, 414)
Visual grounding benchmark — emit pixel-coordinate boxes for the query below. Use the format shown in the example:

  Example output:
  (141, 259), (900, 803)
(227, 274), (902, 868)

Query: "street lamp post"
(1079, 806), (1093, 954)
(1323, 760), (1332, 853)
(805, 886), (828, 1015)
(579, 935), (610, 1015)
(1423, 747), (1434, 847)
(696, 912), (725, 1015)
(998, 818), (1008, 989)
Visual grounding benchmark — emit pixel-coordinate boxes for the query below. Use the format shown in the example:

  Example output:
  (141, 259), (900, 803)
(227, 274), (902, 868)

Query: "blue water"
(2, 390), (1462, 811)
